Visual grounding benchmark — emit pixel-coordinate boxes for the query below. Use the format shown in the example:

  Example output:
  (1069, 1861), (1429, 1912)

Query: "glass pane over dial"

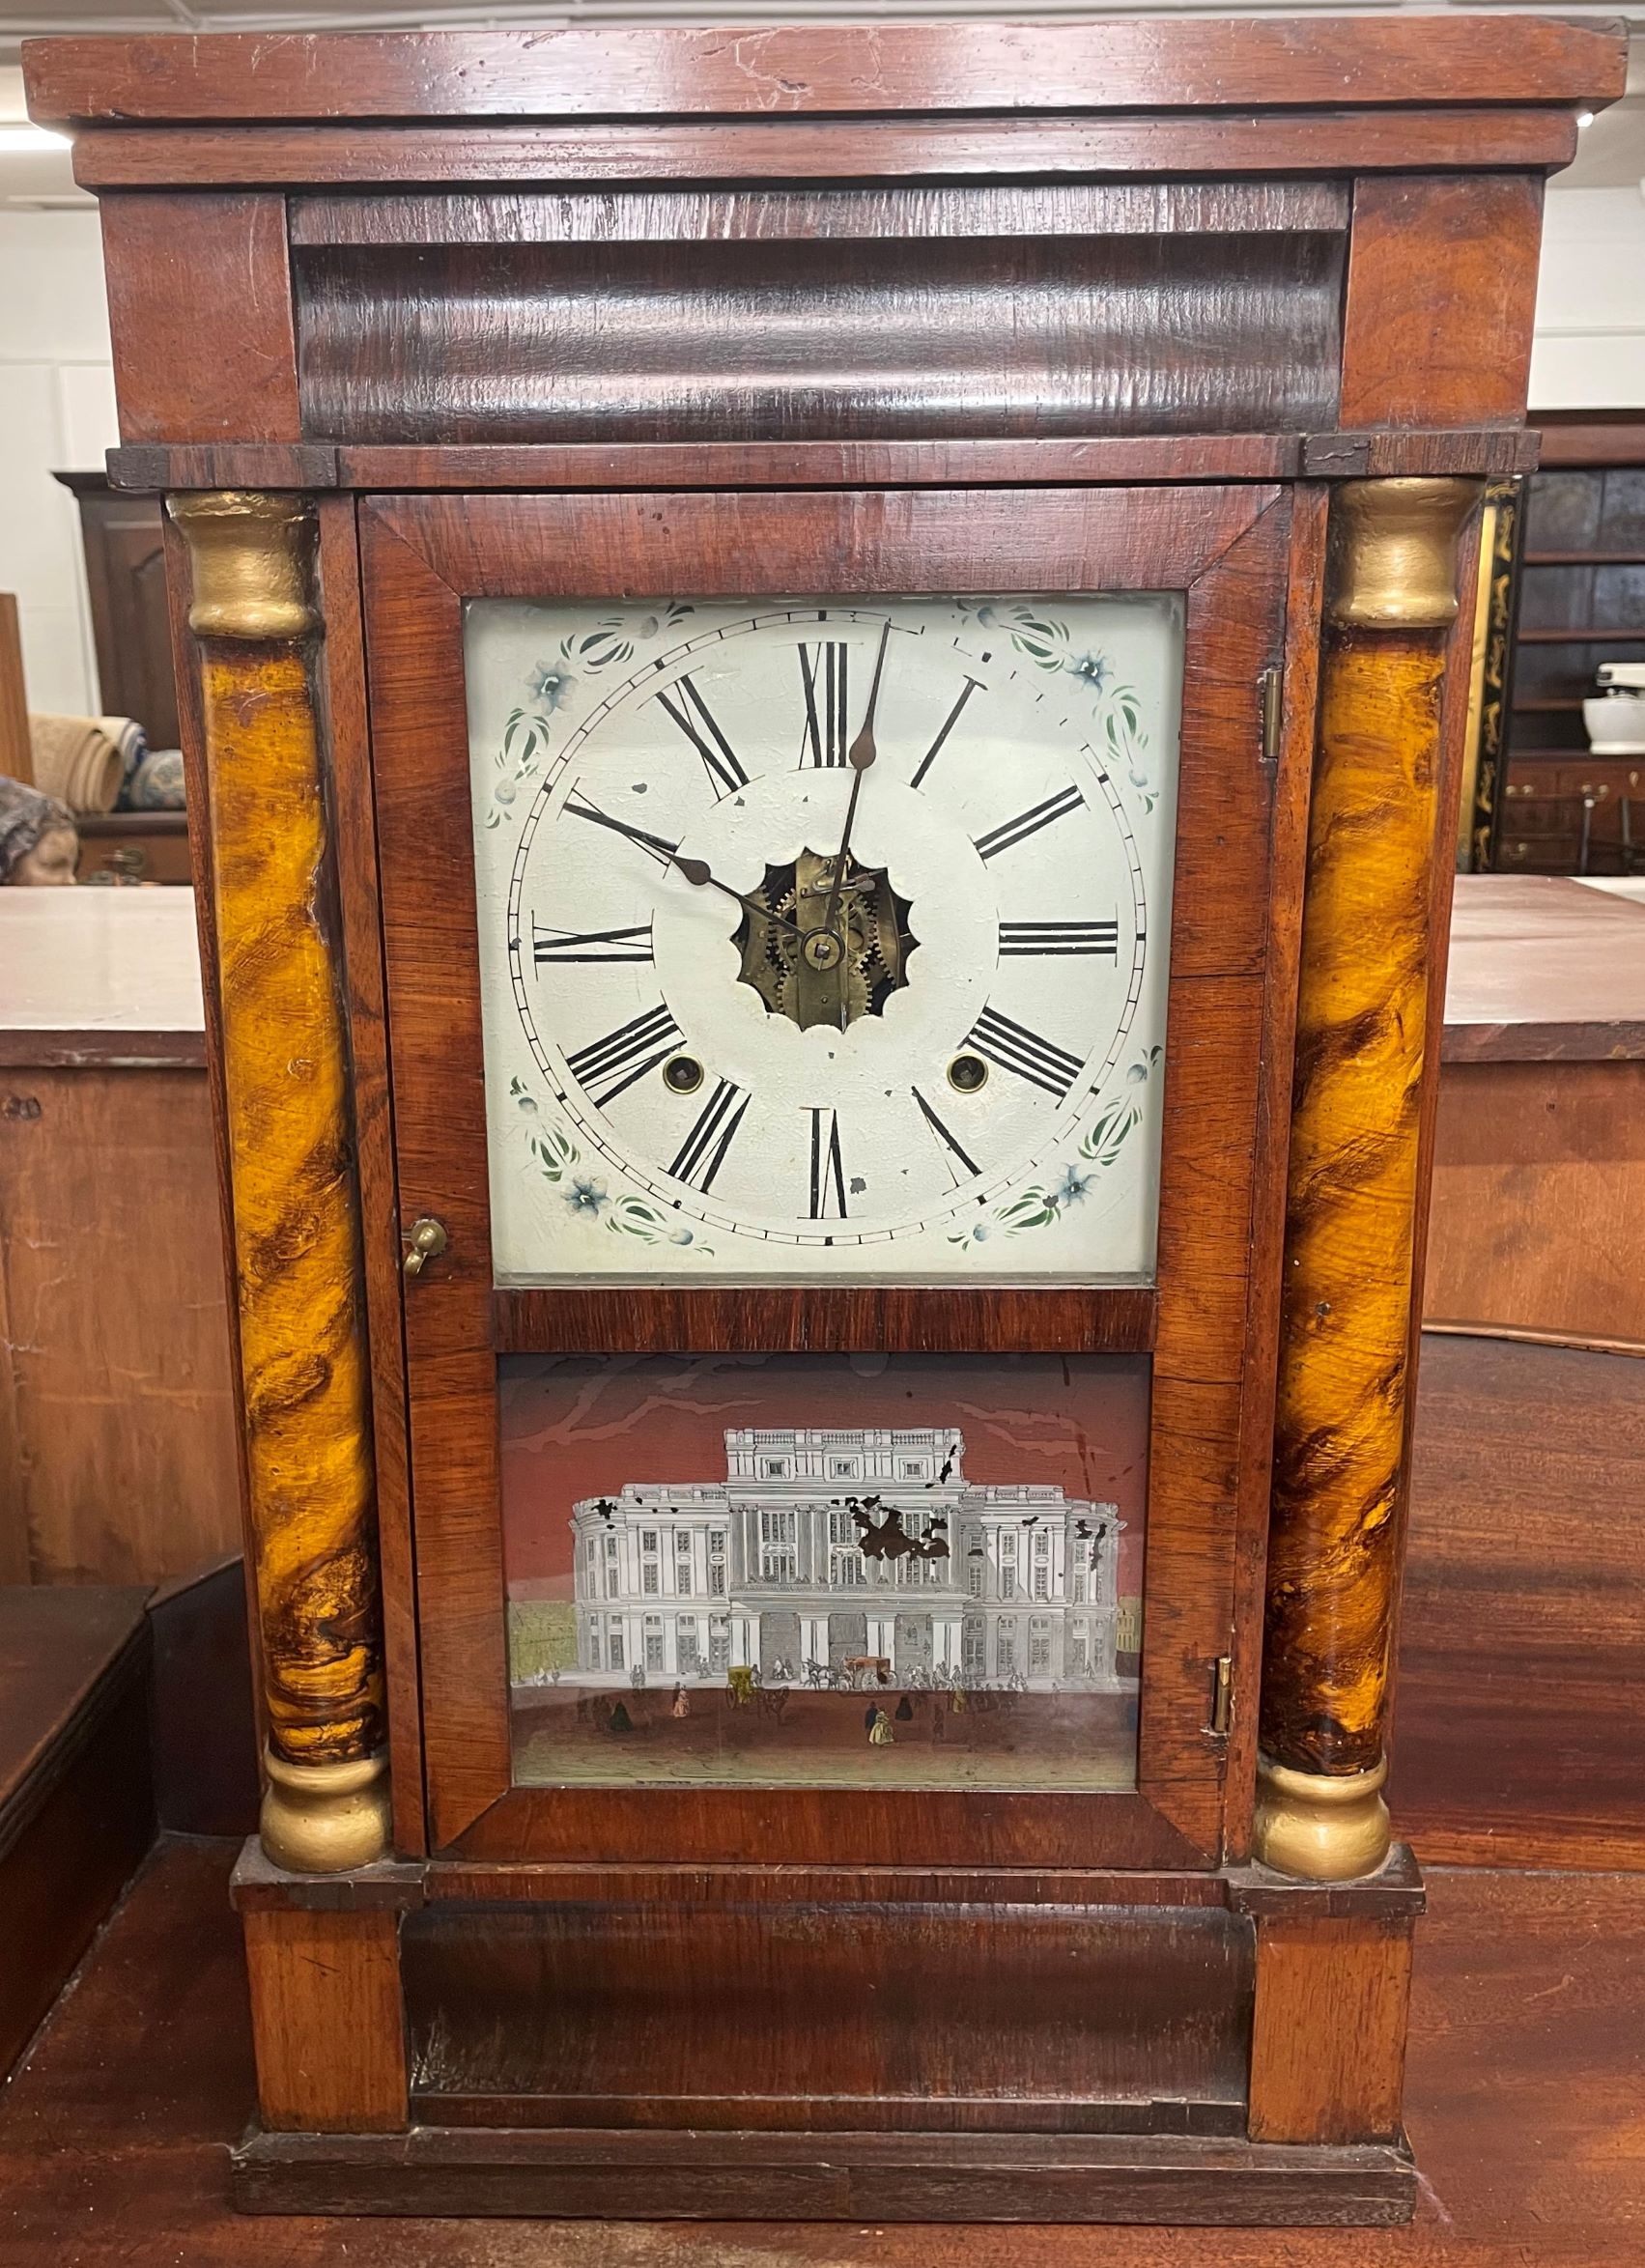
(467, 594), (1182, 1283)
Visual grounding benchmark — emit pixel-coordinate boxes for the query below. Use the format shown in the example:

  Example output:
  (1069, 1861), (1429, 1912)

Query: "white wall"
(1530, 188), (1645, 411)
(0, 209), (118, 717)
(0, 184), (1637, 723)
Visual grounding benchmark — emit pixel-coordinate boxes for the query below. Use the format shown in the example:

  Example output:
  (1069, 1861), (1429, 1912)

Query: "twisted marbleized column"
(170, 491), (388, 1873)
(1255, 477), (1481, 1882)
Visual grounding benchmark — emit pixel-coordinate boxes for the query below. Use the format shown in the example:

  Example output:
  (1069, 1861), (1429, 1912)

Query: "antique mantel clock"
(27, 15), (1621, 2226)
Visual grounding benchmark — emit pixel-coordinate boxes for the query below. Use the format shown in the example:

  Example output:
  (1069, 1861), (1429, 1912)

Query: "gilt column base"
(1252, 1754), (1391, 1882)
(260, 1745), (392, 1875)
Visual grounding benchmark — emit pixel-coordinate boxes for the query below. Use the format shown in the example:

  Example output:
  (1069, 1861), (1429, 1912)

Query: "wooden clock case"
(24, 14), (1623, 2226)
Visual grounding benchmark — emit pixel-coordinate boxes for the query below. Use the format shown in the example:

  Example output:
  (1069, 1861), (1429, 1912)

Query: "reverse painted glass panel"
(502, 1352), (1148, 1793)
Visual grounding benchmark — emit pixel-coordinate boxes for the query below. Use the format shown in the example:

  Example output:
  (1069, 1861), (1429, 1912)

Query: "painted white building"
(570, 1427), (1125, 1691)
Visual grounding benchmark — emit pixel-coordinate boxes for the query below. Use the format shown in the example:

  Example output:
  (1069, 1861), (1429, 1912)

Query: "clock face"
(466, 593), (1181, 1283)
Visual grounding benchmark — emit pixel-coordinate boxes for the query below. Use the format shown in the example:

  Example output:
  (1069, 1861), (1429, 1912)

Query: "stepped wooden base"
(232, 2122), (1418, 2225)
(231, 1838), (1424, 2226)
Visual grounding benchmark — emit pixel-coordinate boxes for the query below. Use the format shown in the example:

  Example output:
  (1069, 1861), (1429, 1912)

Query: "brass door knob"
(402, 1216), (449, 1277)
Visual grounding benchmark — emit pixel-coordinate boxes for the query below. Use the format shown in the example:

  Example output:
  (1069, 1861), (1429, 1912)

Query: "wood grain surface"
(0, 1067), (241, 1586)
(102, 432), (1554, 498)
(99, 192), (299, 444)
(296, 217), (1340, 445)
(3, 1839), (1644, 2259)
(314, 496), (427, 1857)
(199, 632), (383, 1767)
(1262, 621), (1453, 1779)
(241, 1907), (408, 2133)
(1425, 1059), (1645, 1346)
(293, 181), (1349, 242)
(1220, 485), (1328, 1861)
(1248, 1916), (1412, 2145)
(402, 1895), (1253, 2134)
(1395, 1332), (1645, 1870)
(1339, 177), (1544, 433)
(66, 110), (1586, 192)
(25, 19), (1626, 120)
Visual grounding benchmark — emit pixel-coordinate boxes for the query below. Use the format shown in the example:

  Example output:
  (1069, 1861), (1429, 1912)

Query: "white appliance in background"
(1584, 662), (1645, 753)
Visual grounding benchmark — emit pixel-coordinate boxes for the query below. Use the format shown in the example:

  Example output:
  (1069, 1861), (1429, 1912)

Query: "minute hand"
(821, 618), (891, 949)
(565, 795), (806, 939)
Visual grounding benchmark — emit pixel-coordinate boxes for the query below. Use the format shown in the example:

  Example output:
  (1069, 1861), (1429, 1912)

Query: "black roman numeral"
(911, 1087), (980, 1186)
(972, 784), (1084, 864)
(798, 641), (851, 766)
(531, 919), (654, 966)
(654, 673), (749, 797)
(910, 676), (984, 788)
(668, 1078), (751, 1194)
(808, 1107), (848, 1218)
(565, 1004), (682, 1109)
(998, 917), (1119, 959)
(966, 1006), (1086, 1101)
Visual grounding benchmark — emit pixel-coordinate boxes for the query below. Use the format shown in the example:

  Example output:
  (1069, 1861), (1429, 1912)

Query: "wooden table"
(0, 891), (240, 1585)
(1428, 874), (1645, 1348)
(3, 1834), (1642, 2267)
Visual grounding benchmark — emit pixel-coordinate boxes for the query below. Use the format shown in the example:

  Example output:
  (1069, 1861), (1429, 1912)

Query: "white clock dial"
(467, 593), (1181, 1283)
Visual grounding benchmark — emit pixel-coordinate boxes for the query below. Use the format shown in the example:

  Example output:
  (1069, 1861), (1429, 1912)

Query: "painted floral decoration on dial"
(466, 592), (1182, 1284)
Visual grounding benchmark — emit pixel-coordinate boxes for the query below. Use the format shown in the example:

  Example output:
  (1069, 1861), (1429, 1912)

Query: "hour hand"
(566, 794), (805, 938)
(564, 794), (681, 865)
(672, 855), (807, 939)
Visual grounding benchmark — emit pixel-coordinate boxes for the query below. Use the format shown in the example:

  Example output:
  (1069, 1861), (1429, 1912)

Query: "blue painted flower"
(565, 1175), (609, 1218)
(528, 665), (573, 710)
(1126, 1060), (1149, 1086)
(1070, 652), (1111, 695)
(1054, 1165), (1093, 1208)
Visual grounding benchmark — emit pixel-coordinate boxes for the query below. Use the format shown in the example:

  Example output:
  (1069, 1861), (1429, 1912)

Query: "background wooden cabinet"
(1498, 414), (1645, 874)
(53, 472), (180, 754)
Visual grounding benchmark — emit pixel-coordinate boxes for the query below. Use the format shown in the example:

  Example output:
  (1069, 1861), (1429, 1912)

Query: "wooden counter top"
(1440, 875), (1645, 1064)
(0, 891), (205, 1068)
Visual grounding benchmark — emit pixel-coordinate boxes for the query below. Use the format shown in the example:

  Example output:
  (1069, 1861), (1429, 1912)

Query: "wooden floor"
(1, 1838), (1641, 2264)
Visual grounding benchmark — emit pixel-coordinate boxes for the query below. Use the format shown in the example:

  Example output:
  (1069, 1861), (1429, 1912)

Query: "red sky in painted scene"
(500, 1352), (1149, 1592)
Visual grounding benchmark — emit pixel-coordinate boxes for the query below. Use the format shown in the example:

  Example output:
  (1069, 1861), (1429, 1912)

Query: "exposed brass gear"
(737, 850), (915, 1032)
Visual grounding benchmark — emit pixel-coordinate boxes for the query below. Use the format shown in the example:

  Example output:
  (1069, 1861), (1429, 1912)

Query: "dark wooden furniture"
(0, 596), (31, 784)
(0, 892), (241, 1587)
(24, 13), (1624, 2230)
(1427, 874), (1645, 1348)
(53, 472), (179, 755)
(73, 810), (191, 886)
(1497, 413), (1645, 874)
(49, 473), (190, 886)
(1396, 1330), (1645, 1873)
(0, 1585), (154, 2083)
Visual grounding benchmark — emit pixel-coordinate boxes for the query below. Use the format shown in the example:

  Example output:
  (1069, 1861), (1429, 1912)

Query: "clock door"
(365, 484), (1299, 1868)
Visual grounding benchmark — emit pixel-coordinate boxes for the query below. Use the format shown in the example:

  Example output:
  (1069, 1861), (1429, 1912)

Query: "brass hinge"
(1209, 1656), (1234, 1738)
(1260, 666), (1283, 768)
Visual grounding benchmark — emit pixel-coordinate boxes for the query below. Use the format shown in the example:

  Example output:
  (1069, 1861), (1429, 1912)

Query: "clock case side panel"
(361, 485), (1298, 1866)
